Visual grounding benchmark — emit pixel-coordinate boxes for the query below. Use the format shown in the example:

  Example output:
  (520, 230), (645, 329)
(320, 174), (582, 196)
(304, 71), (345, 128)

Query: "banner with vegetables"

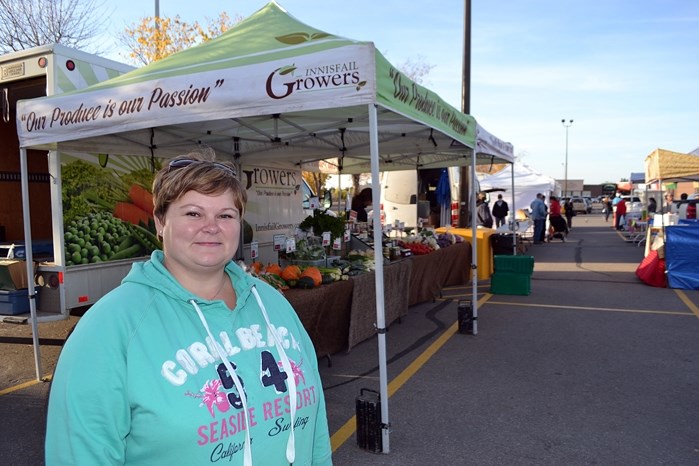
(61, 155), (163, 265)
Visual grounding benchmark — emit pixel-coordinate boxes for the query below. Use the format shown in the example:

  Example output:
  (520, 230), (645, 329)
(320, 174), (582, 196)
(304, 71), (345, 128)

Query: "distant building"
(585, 184), (604, 197)
(556, 179), (584, 197)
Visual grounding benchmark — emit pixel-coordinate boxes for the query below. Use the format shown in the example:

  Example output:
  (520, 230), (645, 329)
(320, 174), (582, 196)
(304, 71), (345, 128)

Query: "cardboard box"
(0, 260), (29, 290)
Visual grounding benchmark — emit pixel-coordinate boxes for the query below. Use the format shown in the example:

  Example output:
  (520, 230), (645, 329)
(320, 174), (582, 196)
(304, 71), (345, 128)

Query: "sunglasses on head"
(167, 158), (237, 176)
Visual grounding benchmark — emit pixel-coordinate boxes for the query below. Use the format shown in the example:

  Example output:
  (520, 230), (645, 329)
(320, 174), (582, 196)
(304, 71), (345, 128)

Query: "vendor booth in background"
(478, 162), (556, 248)
(478, 162), (558, 220)
(636, 220), (699, 290)
(636, 149), (699, 289)
(644, 148), (699, 215)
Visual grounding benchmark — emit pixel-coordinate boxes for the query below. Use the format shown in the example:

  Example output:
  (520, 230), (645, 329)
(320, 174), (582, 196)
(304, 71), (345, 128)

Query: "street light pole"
(561, 119), (573, 197)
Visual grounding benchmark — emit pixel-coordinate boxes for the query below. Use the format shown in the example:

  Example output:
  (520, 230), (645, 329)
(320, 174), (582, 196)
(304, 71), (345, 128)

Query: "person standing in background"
(647, 197), (657, 214)
(603, 197), (613, 222)
(564, 198), (575, 229)
(615, 195), (627, 230)
(547, 195), (568, 242)
(350, 187), (373, 222)
(687, 198), (697, 219)
(677, 193), (689, 219)
(476, 192), (494, 228)
(491, 193), (509, 228)
(663, 192), (675, 214)
(530, 193), (547, 244)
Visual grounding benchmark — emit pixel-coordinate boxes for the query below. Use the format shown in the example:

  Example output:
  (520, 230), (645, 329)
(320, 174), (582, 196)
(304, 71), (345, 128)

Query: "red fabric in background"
(636, 249), (667, 288)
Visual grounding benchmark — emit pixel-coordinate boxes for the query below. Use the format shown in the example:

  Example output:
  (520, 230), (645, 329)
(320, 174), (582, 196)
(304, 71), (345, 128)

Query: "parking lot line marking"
(439, 292), (483, 300)
(330, 294), (492, 452)
(0, 374), (52, 396)
(486, 300), (693, 316)
(675, 289), (699, 319)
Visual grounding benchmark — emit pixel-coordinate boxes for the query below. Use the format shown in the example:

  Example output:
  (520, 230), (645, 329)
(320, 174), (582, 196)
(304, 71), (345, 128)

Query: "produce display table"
(284, 241), (471, 357)
(436, 227), (494, 280)
(347, 259), (412, 351)
(285, 279), (354, 358)
(408, 241), (472, 305)
(438, 241), (473, 287)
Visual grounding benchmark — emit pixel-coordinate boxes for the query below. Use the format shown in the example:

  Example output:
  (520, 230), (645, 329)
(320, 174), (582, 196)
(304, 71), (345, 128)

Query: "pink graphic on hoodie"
(279, 358), (305, 386)
(200, 379), (231, 417)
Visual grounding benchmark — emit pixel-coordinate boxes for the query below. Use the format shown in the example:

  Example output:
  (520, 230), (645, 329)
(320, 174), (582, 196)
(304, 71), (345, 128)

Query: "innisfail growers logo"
(266, 30), (366, 99)
(265, 61), (366, 99)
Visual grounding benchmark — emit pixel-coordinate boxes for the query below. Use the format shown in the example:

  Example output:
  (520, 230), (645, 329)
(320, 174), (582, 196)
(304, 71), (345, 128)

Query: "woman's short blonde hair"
(152, 148), (247, 221)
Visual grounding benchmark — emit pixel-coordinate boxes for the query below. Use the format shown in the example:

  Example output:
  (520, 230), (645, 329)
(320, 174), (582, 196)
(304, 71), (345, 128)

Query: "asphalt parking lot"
(2, 213), (698, 465)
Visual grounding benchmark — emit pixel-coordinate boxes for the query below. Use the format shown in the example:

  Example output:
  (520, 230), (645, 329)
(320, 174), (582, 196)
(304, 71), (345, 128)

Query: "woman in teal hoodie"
(46, 151), (333, 465)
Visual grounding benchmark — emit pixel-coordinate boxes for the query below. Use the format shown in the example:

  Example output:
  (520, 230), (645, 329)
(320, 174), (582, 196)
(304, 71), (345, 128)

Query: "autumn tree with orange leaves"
(120, 12), (238, 65)
(302, 172), (332, 199)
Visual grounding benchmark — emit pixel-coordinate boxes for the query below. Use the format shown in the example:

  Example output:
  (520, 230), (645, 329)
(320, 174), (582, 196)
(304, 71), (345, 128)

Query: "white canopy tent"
(16, 1), (514, 452)
(479, 161), (558, 216)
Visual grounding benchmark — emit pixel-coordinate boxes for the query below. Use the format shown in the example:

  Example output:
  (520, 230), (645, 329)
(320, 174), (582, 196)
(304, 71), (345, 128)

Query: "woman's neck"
(163, 259), (230, 300)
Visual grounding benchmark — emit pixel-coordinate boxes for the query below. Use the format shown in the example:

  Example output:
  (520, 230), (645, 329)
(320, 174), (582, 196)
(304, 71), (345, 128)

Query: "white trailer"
(0, 44), (135, 322)
(380, 167), (465, 230)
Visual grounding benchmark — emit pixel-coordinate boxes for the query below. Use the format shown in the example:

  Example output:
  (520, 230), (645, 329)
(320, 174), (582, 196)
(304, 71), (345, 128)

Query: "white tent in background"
(479, 162), (558, 214)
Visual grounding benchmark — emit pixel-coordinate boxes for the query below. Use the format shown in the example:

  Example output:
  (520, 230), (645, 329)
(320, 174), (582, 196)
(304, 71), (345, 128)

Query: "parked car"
(620, 195), (642, 214)
(589, 197), (604, 211)
(564, 197), (591, 214)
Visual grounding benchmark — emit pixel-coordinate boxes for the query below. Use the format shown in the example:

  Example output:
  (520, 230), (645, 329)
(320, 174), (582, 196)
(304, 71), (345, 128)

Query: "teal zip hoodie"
(46, 251), (332, 465)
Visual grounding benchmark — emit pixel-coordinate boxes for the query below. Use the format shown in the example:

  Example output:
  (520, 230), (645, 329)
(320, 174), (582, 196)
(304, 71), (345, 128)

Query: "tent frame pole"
(20, 147), (43, 381)
(470, 152), (478, 335)
(511, 161), (517, 255)
(368, 103), (391, 453)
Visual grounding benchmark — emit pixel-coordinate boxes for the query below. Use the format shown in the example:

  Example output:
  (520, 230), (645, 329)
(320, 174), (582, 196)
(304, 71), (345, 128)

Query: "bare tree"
(396, 55), (435, 85)
(0, 0), (110, 53)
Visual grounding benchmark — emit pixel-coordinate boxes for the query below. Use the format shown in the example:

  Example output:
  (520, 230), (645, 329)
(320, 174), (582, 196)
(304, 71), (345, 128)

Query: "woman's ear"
(154, 216), (165, 237)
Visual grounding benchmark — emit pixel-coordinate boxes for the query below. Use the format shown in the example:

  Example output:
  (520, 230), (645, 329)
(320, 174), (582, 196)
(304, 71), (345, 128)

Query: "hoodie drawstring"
(190, 284), (297, 465)
(251, 285), (297, 465)
(192, 299), (253, 466)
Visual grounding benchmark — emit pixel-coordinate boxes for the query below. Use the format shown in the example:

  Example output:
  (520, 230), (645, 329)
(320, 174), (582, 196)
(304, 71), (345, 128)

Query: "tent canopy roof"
(479, 162), (556, 193)
(16, 1), (512, 173)
(645, 148), (699, 184)
(478, 161), (556, 211)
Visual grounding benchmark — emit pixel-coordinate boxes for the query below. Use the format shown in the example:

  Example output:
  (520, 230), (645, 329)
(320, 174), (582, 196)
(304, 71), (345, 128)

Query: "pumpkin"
(300, 266), (322, 287)
(265, 263), (282, 276)
(280, 265), (302, 282)
(250, 261), (263, 274)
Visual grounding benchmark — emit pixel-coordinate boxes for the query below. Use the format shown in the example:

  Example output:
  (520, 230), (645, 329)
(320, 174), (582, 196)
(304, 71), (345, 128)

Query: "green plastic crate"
(490, 271), (531, 295)
(493, 255), (534, 274)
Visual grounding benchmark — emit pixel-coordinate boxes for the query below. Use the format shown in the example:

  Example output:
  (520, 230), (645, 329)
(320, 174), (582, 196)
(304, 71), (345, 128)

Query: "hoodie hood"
(123, 250), (254, 307)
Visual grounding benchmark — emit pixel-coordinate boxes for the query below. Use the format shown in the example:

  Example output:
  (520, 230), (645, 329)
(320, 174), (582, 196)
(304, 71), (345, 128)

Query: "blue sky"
(97, 0), (699, 184)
